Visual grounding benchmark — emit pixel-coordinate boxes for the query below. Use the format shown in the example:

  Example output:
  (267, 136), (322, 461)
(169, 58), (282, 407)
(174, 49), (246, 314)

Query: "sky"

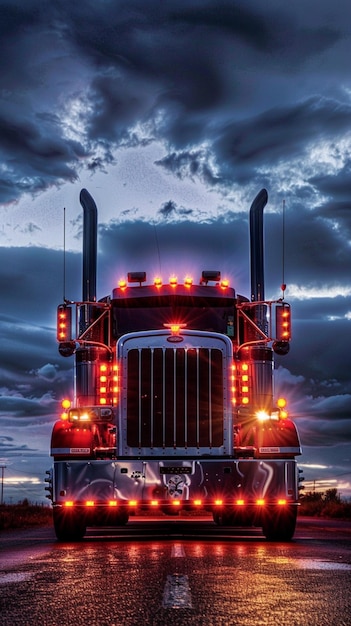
(0, 0), (351, 503)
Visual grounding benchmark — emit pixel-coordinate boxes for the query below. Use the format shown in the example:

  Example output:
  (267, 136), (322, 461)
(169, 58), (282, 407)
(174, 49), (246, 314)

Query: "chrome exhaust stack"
(80, 188), (97, 304)
(249, 188), (268, 305)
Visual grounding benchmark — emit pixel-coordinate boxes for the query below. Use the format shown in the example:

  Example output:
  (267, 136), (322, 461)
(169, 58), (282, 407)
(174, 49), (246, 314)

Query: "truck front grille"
(126, 347), (223, 448)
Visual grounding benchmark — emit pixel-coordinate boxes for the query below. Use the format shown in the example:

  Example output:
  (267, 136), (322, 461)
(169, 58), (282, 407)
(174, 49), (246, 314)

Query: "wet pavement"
(0, 518), (351, 625)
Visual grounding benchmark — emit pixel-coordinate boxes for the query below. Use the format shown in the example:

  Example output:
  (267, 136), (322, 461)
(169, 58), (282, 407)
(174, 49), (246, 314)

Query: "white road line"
(162, 544), (192, 609)
(162, 574), (193, 609)
(0, 572), (34, 584)
(171, 543), (186, 558)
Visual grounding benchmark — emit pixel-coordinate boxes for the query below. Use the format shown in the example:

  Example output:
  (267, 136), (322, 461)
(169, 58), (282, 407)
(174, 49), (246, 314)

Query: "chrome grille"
(127, 347), (223, 448)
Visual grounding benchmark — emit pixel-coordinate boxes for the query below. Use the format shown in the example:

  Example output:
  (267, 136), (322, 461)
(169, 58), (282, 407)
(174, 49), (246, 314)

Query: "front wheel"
(114, 511), (129, 526)
(262, 505), (297, 541)
(53, 508), (86, 542)
(212, 509), (234, 526)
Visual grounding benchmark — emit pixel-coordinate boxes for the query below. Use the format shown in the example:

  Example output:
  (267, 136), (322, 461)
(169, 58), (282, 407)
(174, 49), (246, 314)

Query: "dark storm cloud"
(298, 414), (351, 447)
(98, 212), (250, 290)
(158, 200), (178, 219)
(308, 173), (351, 238)
(171, 3), (273, 49)
(214, 97), (351, 184)
(286, 318), (351, 391)
(158, 200), (194, 219)
(0, 246), (81, 439)
(0, 0), (349, 204)
(0, 436), (38, 454)
(310, 167), (351, 199)
(0, 246), (80, 320)
(0, 395), (53, 419)
(155, 151), (222, 186)
(265, 207), (351, 287)
(169, 2), (340, 54)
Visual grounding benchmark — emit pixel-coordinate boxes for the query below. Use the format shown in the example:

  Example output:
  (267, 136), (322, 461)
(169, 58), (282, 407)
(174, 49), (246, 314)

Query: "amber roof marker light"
(164, 323), (187, 343)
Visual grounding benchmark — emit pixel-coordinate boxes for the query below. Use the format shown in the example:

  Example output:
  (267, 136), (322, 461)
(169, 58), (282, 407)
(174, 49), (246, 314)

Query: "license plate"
(159, 466), (192, 475)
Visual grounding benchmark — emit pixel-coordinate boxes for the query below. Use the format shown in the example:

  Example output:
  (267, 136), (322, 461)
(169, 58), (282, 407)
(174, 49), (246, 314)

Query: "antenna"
(281, 199), (286, 299)
(0, 464), (6, 505)
(63, 206), (66, 302)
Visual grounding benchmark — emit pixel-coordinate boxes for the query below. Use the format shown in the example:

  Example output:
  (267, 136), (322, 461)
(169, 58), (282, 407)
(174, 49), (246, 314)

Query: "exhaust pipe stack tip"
(250, 188), (268, 213)
(249, 188), (268, 303)
(80, 188), (98, 304)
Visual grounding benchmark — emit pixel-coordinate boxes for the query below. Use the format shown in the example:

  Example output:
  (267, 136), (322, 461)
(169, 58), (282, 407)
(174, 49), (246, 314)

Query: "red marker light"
(57, 305), (72, 342)
(276, 303), (291, 341)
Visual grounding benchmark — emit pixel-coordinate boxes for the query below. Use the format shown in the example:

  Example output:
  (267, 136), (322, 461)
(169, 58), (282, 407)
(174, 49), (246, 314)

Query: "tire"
(115, 511), (129, 526)
(212, 509), (234, 526)
(53, 509), (86, 542)
(213, 511), (220, 525)
(262, 505), (297, 541)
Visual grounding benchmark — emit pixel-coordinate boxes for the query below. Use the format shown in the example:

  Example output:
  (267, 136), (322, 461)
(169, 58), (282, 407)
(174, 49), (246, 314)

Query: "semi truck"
(46, 187), (302, 541)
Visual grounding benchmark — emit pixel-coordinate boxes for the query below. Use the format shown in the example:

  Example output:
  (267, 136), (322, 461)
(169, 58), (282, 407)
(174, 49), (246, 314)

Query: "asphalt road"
(1, 517), (351, 626)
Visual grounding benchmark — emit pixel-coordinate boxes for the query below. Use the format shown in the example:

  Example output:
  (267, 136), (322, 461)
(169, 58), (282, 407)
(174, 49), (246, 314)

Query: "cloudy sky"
(1, 0), (350, 503)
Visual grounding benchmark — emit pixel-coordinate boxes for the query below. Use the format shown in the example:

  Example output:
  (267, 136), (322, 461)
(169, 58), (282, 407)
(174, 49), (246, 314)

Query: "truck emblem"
(167, 335), (184, 343)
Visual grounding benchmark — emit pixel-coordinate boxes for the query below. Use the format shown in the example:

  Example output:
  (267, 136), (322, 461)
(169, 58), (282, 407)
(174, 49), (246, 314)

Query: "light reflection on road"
(1, 522), (351, 625)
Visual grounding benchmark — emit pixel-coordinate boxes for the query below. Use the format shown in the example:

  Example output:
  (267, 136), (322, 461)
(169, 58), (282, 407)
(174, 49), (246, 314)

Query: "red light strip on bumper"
(61, 497), (290, 508)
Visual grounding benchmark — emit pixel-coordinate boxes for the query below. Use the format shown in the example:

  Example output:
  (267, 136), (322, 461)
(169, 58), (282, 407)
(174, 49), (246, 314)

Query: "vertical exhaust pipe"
(249, 188), (268, 303)
(248, 189), (272, 411)
(76, 189), (106, 406)
(80, 188), (97, 303)
(58, 188), (97, 358)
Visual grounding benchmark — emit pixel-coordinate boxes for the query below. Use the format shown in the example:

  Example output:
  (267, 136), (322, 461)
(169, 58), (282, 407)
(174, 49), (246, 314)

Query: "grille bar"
(127, 347), (223, 449)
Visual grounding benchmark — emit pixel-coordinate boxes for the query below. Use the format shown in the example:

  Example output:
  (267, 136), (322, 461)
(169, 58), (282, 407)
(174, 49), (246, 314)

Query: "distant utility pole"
(0, 465), (6, 505)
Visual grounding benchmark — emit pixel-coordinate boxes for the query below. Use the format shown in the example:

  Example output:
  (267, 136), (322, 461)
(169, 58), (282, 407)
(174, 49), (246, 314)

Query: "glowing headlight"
(256, 410), (270, 422)
(79, 413), (90, 422)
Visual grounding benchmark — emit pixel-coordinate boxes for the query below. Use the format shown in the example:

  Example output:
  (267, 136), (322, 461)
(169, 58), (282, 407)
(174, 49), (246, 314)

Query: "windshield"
(112, 294), (235, 337)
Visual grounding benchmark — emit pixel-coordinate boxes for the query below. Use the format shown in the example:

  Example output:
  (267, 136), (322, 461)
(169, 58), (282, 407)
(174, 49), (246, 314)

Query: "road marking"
(297, 558), (351, 570)
(171, 543), (186, 558)
(162, 574), (193, 608)
(0, 572), (34, 585)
